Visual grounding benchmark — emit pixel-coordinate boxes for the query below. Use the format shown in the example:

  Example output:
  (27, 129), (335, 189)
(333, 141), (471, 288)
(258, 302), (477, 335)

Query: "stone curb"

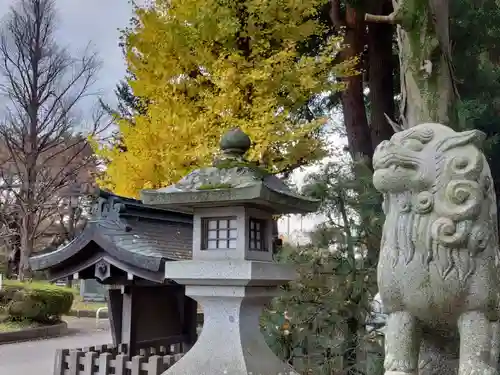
(0, 321), (68, 344)
(67, 309), (109, 318)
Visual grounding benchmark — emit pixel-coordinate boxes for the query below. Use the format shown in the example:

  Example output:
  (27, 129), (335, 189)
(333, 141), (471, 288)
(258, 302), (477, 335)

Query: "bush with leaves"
(262, 244), (377, 374)
(0, 281), (74, 324)
(262, 153), (385, 375)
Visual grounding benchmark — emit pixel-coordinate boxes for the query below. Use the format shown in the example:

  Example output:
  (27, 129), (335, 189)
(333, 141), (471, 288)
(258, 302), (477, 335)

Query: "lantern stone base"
(162, 260), (298, 375)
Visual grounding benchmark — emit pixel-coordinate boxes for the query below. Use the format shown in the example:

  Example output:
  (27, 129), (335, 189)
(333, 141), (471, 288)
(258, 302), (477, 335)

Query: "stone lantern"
(141, 128), (320, 375)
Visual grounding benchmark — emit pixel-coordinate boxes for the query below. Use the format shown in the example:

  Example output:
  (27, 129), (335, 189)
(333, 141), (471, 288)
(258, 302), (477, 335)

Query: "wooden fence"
(54, 344), (184, 375)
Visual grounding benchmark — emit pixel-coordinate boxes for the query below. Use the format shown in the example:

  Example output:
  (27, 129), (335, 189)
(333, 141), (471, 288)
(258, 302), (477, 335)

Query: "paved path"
(0, 317), (112, 375)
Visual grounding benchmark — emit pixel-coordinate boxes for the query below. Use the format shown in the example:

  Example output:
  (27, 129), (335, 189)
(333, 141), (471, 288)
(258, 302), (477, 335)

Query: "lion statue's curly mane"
(373, 123), (500, 375)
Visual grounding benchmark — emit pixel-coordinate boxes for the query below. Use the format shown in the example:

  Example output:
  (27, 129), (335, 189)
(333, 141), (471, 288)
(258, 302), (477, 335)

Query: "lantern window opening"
(202, 216), (238, 250)
(249, 218), (267, 252)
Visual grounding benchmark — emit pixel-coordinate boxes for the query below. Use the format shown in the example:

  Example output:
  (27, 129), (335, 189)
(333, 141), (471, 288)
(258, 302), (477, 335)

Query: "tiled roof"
(105, 217), (192, 261)
(29, 189), (193, 275)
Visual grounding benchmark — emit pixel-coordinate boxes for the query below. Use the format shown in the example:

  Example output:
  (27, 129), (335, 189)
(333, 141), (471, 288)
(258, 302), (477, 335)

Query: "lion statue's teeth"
(372, 122), (500, 375)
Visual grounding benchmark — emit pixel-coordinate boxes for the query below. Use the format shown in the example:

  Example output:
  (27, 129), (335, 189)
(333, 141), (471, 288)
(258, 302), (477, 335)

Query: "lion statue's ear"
(384, 114), (403, 133)
(436, 129), (486, 153)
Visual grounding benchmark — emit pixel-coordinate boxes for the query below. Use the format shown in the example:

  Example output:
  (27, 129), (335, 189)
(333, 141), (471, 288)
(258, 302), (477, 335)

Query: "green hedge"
(0, 281), (74, 323)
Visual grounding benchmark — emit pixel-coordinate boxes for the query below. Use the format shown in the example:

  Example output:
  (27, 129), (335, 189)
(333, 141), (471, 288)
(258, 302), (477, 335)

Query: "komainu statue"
(372, 123), (500, 375)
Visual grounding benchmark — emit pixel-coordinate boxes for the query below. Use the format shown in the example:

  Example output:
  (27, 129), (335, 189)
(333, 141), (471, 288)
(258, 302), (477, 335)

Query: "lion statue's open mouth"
(372, 145), (422, 193)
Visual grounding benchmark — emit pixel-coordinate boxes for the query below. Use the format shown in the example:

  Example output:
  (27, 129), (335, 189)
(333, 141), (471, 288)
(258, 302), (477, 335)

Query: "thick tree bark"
(364, 0), (397, 269)
(367, 0), (396, 148)
(330, 1), (373, 164)
(366, 0), (457, 129)
(331, 0), (397, 269)
(19, 212), (34, 280)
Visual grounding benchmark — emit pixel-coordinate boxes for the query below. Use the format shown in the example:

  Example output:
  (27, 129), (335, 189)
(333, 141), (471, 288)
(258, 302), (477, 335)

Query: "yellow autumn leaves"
(95, 0), (356, 198)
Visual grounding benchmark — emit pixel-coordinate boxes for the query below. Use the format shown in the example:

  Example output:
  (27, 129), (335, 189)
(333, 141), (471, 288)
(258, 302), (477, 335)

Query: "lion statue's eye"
(401, 138), (424, 151)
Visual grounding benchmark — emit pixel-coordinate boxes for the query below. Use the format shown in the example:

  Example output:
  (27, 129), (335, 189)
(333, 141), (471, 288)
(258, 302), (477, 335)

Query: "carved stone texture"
(372, 123), (500, 375)
(219, 127), (252, 156)
(168, 166), (262, 192)
(162, 261), (298, 375)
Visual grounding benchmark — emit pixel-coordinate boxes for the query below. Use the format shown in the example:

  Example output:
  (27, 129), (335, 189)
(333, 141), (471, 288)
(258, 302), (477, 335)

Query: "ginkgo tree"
(95, 0), (356, 197)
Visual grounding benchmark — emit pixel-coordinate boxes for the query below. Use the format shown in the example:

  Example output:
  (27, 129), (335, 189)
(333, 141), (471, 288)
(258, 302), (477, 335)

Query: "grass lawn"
(0, 316), (41, 332)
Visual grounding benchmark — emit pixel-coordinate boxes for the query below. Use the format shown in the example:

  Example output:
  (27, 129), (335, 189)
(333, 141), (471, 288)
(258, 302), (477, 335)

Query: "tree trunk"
(397, 0), (456, 128)
(366, 0), (457, 129)
(363, 0), (397, 268)
(331, 0), (385, 268)
(367, 0), (396, 147)
(18, 212), (34, 280)
(331, 1), (374, 164)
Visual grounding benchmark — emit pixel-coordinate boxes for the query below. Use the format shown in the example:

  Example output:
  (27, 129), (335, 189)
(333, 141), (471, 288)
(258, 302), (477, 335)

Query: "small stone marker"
(141, 128), (320, 375)
(80, 279), (107, 302)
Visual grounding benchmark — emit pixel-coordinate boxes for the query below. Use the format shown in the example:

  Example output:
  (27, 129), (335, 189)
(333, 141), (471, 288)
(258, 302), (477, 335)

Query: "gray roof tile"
(111, 218), (192, 261)
(29, 190), (193, 273)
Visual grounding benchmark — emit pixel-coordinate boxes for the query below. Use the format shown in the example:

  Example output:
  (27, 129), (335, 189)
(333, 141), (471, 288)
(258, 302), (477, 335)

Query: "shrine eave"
(46, 252), (165, 284)
(30, 223), (165, 274)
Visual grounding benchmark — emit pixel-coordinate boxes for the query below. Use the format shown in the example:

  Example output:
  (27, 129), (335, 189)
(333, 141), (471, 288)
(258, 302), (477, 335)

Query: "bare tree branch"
(0, 0), (110, 279)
